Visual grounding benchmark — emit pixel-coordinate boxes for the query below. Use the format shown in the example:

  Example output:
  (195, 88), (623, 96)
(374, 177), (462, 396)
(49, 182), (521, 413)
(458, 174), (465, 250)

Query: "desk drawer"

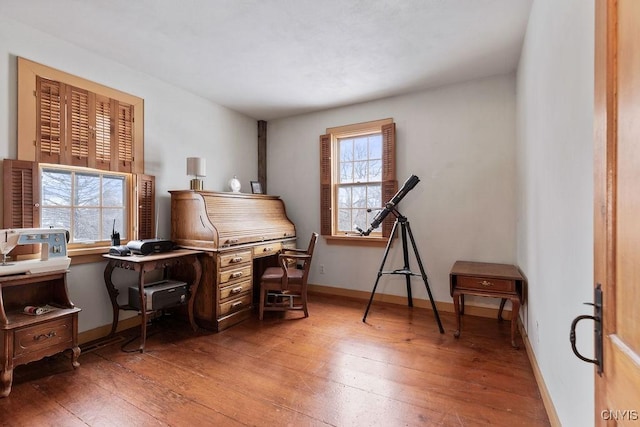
(219, 265), (252, 285)
(14, 317), (73, 357)
(219, 250), (252, 268)
(219, 293), (252, 316)
(456, 276), (515, 293)
(253, 242), (282, 258)
(219, 279), (251, 300)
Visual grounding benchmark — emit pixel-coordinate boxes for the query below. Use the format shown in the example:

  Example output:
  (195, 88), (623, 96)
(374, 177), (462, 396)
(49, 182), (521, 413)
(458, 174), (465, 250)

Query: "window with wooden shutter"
(320, 118), (396, 245)
(16, 58), (150, 260)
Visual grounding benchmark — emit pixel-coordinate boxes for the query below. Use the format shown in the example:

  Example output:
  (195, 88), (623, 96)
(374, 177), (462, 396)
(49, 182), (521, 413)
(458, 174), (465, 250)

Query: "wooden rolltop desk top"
(169, 190), (297, 332)
(169, 190), (296, 251)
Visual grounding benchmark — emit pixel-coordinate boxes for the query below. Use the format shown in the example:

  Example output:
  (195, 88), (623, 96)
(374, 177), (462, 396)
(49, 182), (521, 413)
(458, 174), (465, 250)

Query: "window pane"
(338, 186), (351, 208)
(352, 185), (366, 208)
(368, 159), (382, 181)
(367, 184), (382, 209)
(74, 207), (100, 242)
(354, 136), (368, 161)
(75, 174), (100, 206)
(369, 134), (382, 159)
(353, 161), (368, 182)
(339, 138), (353, 162)
(103, 208), (125, 240)
(103, 175), (125, 207)
(338, 209), (351, 232)
(353, 209), (367, 232)
(42, 170), (72, 205)
(340, 161), (353, 183)
(41, 207), (71, 230)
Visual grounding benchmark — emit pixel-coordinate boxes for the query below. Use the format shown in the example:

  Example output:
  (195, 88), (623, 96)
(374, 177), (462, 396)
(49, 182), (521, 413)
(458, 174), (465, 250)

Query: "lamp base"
(190, 178), (203, 191)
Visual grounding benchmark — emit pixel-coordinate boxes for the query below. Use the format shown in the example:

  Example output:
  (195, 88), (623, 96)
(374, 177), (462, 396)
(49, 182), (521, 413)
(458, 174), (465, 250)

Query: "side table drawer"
(14, 317), (74, 357)
(456, 276), (515, 293)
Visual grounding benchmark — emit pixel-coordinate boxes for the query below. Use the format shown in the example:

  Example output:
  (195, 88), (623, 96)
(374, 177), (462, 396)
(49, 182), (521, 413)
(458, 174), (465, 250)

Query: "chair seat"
(258, 232), (318, 320)
(261, 266), (303, 283)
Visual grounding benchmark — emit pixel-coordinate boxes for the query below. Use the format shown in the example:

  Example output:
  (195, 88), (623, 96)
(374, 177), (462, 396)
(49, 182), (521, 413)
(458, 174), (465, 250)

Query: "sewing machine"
(0, 228), (71, 276)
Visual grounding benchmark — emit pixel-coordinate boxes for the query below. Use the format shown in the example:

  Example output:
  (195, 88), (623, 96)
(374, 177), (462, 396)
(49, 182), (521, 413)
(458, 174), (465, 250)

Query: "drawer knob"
(226, 238), (239, 244)
(34, 331), (57, 341)
(479, 280), (493, 287)
(230, 257), (243, 263)
(263, 247), (273, 252)
(231, 272), (243, 279)
(231, 286), (243, 294)
(231, 301), (243, 309)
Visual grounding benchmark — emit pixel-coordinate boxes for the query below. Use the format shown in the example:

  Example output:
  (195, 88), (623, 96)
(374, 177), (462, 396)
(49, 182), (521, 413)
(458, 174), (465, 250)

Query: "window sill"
(69, 246), (110, 265)
(324, 235), (390, 247)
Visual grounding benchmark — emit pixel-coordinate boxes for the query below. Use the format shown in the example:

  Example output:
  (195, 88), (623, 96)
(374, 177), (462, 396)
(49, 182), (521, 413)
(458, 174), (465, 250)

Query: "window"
(6, 58), (153, 260)
(320, 119), (397, 243)
(41, 166), (129, 244)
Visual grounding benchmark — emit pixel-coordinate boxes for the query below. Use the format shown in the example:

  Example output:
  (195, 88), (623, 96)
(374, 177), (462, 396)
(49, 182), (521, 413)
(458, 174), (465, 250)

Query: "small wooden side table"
(449, 261), (525, 348)
(103, 249), (202, 352)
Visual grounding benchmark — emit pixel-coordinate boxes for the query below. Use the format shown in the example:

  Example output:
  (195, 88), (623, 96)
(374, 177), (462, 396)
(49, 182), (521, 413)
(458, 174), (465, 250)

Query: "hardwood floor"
(0, 295), (550, 426)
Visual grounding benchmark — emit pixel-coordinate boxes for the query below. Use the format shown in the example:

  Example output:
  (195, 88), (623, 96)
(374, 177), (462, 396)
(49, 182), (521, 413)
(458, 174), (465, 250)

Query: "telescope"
(359, 174), (420, 236)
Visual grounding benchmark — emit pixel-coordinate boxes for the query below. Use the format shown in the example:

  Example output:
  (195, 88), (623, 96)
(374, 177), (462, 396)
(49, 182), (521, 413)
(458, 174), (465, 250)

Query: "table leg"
(103, 261), (120, 337)
(187, 255), (202, 332)
(498, 298), (507, 321)
(510, 298), (520, 348)
(137, 269), (147, 353)
(453, 293), (461, 338)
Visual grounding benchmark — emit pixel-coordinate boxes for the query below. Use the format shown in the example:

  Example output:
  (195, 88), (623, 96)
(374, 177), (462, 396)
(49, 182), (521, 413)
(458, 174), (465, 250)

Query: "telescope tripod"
(362, 212), (444, 333)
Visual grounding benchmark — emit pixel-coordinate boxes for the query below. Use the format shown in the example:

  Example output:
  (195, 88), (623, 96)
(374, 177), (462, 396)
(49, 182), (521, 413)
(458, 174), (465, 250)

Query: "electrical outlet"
(320, 264), (325, 274)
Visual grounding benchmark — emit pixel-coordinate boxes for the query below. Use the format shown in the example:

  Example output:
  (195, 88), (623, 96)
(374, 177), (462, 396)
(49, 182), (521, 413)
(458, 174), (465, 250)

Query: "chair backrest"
(300, 232), (319, 284)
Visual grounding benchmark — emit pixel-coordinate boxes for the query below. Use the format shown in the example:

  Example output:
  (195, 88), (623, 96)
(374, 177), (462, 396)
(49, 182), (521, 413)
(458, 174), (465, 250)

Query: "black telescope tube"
(360, 174), (420, 235)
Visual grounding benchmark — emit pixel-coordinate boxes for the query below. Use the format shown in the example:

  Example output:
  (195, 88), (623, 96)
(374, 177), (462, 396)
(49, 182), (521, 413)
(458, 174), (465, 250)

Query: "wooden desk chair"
(258, 232), (318, 320)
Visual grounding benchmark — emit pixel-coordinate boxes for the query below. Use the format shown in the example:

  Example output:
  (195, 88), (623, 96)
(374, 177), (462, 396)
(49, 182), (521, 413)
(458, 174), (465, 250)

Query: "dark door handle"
(569, 284), (603, 375)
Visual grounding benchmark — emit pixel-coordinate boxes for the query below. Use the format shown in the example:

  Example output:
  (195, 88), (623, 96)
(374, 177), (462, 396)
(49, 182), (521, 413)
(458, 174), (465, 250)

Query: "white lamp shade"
(186, 157), (206, 177)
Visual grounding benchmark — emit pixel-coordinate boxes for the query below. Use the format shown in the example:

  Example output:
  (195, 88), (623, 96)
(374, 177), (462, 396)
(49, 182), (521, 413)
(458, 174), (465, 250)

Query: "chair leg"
(302, 291), (309, 317)
(259, 284), (266, 320)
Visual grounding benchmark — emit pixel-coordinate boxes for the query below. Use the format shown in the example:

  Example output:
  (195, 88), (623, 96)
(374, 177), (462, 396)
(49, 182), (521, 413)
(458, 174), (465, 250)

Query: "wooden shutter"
(3, 159), (40, 256)
(136, 174), (155, 240)
(319, 134), (332, 236)
(36, 77), (64, 164)
(381, 122), (397, 238)
(116, 102), (134, 173)
(67, 85), (90, 167)
(94, 95), (112, 170)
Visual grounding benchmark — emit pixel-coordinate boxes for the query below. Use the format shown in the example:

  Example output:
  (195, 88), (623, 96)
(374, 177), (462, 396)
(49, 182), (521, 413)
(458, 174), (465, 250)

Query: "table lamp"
(186, 157), (206, 190)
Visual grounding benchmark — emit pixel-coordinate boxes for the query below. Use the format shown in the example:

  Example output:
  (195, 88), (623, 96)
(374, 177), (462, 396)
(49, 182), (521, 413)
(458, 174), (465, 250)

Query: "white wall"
(0, 16), (258, 332)
(268, 74), (518, 309)
(516, 0), (595, 426)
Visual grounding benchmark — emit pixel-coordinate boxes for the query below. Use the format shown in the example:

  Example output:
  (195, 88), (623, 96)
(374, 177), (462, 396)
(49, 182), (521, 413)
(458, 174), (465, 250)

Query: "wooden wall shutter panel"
(381, 122), (397, 238)
(94, 95), (112, 171)
(115, 102), (134, 173)
(136, 174), (155, 240)
(36, 77), (65, 164)
(319, 134), (332, 236)
(2, 159), (40, 256)
(67, 85), (90, 167)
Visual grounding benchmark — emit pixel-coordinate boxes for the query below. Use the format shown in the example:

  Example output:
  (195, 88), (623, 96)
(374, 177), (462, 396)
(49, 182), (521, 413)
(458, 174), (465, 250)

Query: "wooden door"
(594, 0), (640, 424)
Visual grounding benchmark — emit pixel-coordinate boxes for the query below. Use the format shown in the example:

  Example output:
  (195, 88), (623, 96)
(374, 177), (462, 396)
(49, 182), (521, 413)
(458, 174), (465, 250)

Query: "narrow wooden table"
(103, 249), (202, 352)
(449, 261), (525, 348)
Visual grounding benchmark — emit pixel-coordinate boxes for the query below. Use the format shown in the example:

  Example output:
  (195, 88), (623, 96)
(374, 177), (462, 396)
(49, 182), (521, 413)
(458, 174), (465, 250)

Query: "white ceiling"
(2, 0), (532, 120)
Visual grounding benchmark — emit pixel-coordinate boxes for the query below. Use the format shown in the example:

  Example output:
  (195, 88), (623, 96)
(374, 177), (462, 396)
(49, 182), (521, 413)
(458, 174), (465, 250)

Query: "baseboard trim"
(78, 316), (140, 345)
(518, 322), (561, 426)
(307, 283), (514, 319)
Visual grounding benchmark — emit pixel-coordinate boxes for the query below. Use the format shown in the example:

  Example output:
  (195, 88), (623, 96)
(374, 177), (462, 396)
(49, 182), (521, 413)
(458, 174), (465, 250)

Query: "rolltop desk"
(169, 190), (296, 331)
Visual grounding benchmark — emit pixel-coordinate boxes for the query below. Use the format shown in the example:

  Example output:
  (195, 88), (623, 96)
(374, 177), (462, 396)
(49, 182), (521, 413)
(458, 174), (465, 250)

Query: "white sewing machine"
(0, 228), (71, 276)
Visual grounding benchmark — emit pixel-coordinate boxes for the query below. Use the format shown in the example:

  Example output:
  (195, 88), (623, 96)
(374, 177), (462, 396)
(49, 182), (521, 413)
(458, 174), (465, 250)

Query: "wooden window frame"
(320, 118), (397, 246)
(6, 58), (152, 264)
